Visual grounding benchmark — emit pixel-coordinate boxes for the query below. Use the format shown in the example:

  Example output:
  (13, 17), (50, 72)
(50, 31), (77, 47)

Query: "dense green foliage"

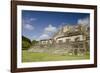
(32, 40), (38, 45)
(22, 36), (31, 50)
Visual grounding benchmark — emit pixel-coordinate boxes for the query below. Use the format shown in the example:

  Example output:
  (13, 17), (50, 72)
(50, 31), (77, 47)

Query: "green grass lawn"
(22, 50), (90, 62)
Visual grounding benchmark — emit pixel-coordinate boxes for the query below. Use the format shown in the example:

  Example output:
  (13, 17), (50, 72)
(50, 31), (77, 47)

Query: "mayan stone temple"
(29, 24), (90, 56)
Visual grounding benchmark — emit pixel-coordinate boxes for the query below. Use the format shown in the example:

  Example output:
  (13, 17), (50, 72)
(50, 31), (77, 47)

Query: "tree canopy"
(22, 36), (31, 50)
(32, 40), (38, 46)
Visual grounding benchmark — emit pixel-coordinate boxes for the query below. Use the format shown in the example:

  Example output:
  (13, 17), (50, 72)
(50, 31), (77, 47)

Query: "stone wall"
(28, 41), (88, 55)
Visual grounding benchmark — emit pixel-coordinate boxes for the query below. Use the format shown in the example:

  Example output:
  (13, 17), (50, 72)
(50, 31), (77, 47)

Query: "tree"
(32, 40), (38, 46)
(22, 36), (32, 50)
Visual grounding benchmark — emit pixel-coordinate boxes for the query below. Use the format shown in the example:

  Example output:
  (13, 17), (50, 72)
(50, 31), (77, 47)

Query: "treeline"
(22, 36), (38, 50)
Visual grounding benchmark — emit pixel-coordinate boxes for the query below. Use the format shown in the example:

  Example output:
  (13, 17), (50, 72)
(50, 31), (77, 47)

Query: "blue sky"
(22, 10), (90, 41)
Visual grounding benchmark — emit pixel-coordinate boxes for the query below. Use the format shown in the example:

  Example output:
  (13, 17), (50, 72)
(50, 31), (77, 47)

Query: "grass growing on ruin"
(22, 50), (90, 62)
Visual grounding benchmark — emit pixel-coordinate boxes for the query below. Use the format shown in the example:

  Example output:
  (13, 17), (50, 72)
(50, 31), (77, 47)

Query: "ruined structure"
(29, 24), (90, 55)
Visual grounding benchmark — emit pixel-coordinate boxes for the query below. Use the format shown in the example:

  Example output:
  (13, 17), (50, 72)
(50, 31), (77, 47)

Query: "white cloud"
(22, 18), (37, 24)
(22, 18), (37, 31)
(37, 24), (57, 40)
(78, 17), (90, 25)
(38, 34), (50, 40)
(44, 24), (57, 33)
(24, 24), (34, 30)
(30, 18), (37, 21)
